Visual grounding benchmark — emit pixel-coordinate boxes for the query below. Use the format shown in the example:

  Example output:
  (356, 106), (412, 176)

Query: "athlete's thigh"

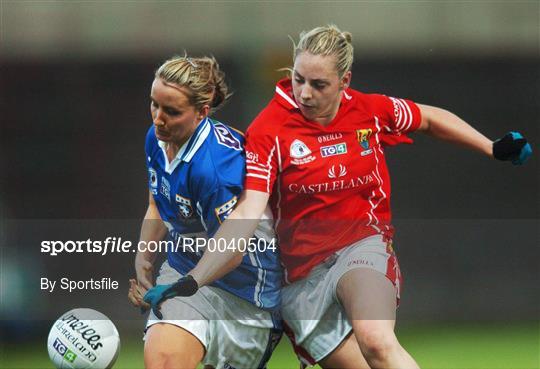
(144, 322), (205, 369)
(318, 332), (370, 369)
(336, 267), (397, 321)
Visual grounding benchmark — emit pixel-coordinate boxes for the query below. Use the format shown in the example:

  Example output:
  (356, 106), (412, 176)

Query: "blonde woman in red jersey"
(186, 25), (532, 368)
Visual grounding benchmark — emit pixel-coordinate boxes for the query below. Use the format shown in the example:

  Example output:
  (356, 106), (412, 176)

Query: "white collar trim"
(276, 85), (298, 108)
(182, 118), (211, 162)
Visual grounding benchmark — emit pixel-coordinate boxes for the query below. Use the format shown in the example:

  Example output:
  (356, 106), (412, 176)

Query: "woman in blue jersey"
(128, 55), (281, 369)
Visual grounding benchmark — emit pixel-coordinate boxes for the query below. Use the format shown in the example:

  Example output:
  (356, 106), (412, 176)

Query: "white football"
(47, 308), (120, 369)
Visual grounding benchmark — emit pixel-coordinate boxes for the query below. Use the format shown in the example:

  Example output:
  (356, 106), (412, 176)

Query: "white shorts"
(282, 235), (401, 364)
(145, 261), (281, 369)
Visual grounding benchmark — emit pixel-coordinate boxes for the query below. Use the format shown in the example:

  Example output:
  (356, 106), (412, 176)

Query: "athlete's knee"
(353, 322), (400, 361)
(361, 332), (398, 360)
(144, 324), (203, 369)
(145, 349), (196, 369)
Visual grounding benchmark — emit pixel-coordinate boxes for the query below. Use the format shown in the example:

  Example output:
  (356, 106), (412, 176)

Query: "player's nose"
(153, 109), (166, 127)
(300, 85), (312, 101)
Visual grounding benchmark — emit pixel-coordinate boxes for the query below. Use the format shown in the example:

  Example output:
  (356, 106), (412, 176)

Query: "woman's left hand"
(493, 131), (532, 165)
(128, 278), (151, 311)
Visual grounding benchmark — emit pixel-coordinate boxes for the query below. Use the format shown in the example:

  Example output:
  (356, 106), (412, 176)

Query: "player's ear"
(198, 105), (210, 120)
(340, 71), (352, 90)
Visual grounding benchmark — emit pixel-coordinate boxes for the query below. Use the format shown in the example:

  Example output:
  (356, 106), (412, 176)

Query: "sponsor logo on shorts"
(160, 177), (170, 201)
(320, 142), (347, 157)
(175, 194), (193, 218)
(215, 196), (238, 224)
(347, 258), (375, 267)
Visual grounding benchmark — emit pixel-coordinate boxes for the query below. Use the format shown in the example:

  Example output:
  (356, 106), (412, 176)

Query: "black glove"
(143, 275), (199, 319)
(493, 131), (532, 165)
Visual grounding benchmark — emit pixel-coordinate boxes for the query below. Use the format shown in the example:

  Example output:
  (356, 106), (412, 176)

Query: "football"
(47, 308), (120, 369)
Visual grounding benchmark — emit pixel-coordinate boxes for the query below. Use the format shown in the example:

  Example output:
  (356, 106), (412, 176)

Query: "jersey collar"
(157, 117), (211, 173)
(180, 117), (211, 162)
(275, 79), (299, 109)
(274, 78), (353, 111)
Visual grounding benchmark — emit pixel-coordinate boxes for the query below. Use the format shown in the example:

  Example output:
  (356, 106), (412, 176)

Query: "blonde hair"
(293, 24), (353, 78)
(155, 55), (231, 114)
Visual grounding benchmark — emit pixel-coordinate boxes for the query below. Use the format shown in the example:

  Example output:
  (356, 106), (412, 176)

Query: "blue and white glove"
(493, 131), (532, 165)
(143, 275), (199, 319)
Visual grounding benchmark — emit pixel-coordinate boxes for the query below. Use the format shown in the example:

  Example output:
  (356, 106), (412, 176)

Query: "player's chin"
(155, 128), (170, 140)
(299, 107), (317, 120)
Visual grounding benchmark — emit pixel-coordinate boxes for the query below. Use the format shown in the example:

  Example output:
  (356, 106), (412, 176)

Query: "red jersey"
(245, 79), (422, 283)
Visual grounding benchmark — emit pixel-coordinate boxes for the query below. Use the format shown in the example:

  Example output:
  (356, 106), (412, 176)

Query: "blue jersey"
(145, 117), (281, 310)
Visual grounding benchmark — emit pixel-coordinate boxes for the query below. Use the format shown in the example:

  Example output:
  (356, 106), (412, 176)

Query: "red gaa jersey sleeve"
(372, 94), (422, 134)
(244, 109), (281, 194)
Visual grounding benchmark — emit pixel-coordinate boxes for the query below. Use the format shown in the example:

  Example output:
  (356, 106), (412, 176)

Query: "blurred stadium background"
(1, 2), (538, 368)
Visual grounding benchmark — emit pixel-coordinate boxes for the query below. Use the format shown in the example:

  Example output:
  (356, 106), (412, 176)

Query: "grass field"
(2, 323), (538, 369)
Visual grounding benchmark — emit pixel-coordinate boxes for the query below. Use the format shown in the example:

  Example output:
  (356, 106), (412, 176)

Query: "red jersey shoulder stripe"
(275, 84), (298, 109)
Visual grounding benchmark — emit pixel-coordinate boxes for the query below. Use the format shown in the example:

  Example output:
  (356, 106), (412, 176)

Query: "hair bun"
(155, 55), (231, 115)
(342, 32), (352, 43)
